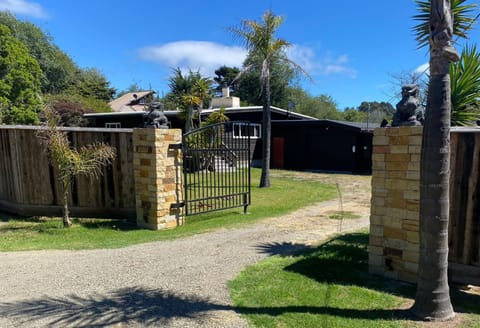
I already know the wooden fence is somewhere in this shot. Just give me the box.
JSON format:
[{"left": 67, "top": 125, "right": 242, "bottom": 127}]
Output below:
[
  {"left": 449, "top": 129, "right": 480, "bottom": 283},
  {"left": 0, "top": 126, "right": 136, "bottom": 220}
]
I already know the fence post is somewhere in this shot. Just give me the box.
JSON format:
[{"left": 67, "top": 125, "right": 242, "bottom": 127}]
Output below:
[
  {"left": 133, "top": 128, "right": 183, "bottom": 230},
  {"left": 369, "top": 126, "right": 422, "bottom": 283}
]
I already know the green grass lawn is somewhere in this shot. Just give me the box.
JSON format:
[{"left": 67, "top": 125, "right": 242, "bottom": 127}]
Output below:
[
  {"left": 229, "top": 231, "right": 480, "bottom": 328},
  {"left": 0, "top": 168, "right": 337, "bottom": 251}
]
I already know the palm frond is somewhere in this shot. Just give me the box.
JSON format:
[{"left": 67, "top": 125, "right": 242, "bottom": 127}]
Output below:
[
  {"left": 75, "top": 143, "right": 116, "bottom": 179},
  {"left": 413, "top": 0, "right": 478, "bottom": 49},
  {"left": 451, "top": 44, "right": 480, "bottom": 125},
  {"left": 282, "top": 57, "right": 314, "bottom": 83}
]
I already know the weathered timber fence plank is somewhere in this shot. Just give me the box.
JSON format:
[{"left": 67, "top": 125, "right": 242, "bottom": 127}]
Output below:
[
  {"left": 0, "top": 126, "right": 135, "bottom": 220},
  {"left": 462, "top": 134, "right": 480, "bottom": 264},
  {"left": 448, "top": 132, "right": 480, "bottom": 266}
]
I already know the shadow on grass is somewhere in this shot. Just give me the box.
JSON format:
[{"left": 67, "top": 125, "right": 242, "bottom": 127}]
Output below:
[
  {"left": 0, "top": 216, "right": 139, "bottom": 233},
  {"left": 76, "top": 219, "right": 138, "bottom": 231},
  {"left": 0, "top": 216, "right": 62, "bottom": 233},
  {"left": 237, "top": 306, "right": 414, "bottom": 321},
  {"left": 256, "top": 232, "right": 480, "bottom": 318},
  {"left": 451, "top": 288, "right": 480, "bottom": 315},
  {"left": 284, "top": 233, "right": 373, "bottom": 285},
  {"left": 0, "top": 211, "right": 24, "bottom": 222}
]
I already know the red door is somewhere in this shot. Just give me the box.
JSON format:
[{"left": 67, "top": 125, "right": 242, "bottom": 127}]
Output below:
[{"left": 273, "top": 137, "right": 285, "bottom": 168}]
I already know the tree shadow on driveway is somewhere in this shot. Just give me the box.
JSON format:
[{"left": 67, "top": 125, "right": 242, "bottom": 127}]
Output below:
[
  {"left": 254, "top": 241, "right": 314, "bottom": 257},
  {"left": 0, "top": 287, "right": 231, "bottom": 327}
]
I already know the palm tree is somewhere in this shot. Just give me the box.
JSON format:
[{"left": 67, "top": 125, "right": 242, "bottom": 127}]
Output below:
[
  {"left": 204, "top": 107, "right": 230, "bottom": 126},
  {"left": 413, "top": 0, "right": 478, "bottom": 49},
  {"left": 414, "top": 0, "right": 480, "bottom": 126},
  {"left": 38, "top": 108, "right": 115, "bottom": 227},
  {"left": 181, "top": 94, "right": 201, "bottom": 133},
  {"left": 229, "top": 10, "right": 309, "bottom": 188},
  {"left": 167, "top": 68, "right": 212, "bottom": 133},
  {"left": 411, "top": 0, "right": 477, "bottom": 320},
  {"left": 193, "top": 78, "right": 213, "bottom": 126}
]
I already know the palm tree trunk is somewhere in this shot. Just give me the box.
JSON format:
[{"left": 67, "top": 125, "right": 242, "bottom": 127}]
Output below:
[
  {"left": 198, "top": 101, "right": 203, "bottom": 127},
  {"left": 62, "top": 179, "right": 72, "bottom": 228},
  {"left": 260, "top": 70, "right": 271, "bottom": 188},
  {"left": 411, "top": 0, "right": 456, "bottom": 320},
  {"left": 185, "top": 105, "right": 194, "bottom": 133}
]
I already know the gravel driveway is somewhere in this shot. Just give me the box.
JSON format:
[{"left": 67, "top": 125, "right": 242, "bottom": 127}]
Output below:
[{"left": 0, "top": 174, "right": 371, "bottom": 327}]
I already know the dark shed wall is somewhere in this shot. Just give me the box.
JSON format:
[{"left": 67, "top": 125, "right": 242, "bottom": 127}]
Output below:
[
  {"left": 355, "top": 132, "right": 373, "bottom": 174},
  {"left": 271, "top": 121, "right": 372, "bottom": 174}
]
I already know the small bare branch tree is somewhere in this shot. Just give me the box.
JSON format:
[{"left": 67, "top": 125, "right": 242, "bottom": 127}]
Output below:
[{"left": 38, "top": 108, "right": 116, "bottom": 227}]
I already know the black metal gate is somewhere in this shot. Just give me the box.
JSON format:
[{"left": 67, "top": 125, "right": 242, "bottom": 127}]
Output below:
[{"left": 182, "top": 122, "right": 251, "bottom": 216}]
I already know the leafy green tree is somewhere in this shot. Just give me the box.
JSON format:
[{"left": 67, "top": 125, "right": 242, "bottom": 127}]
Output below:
[
  {"left": 115, "top": 83, "right": 144, "bottom": 98},
  {"left": 358, "top": 101, "right": 396, "bottom": 123},
  {"left": 43, "top": 93, "right": 111, "bottom": 126},
  {"left": 69, "top": 68, "right": 116, "bottom": 102},
  {"left": 0, "top": 12, "right": 77, "bottom": 94},
  {"left": 0, "top": 11, "right": 115, "bottom": 123},
  {"left": 43, "top": 94, "right": 89, "bottom": 127},
  {"left": 0, "top": 12, "right": 116, "bottom": 105},
  {"left": 229, "top": 10, "right": 308, "bottom": 187},
  {"left": 0, "top": 24, "right": 42, "bottom": 124},
  {"left": 342, "top": 108, "right": 366, "bottom": 122},
  {"left": 37, "top": 108, "right": 116, "bottom": 227},
  {"left": 76, "top": 95, "right": 112, "bottom": 113},
  {"left": 236, "top": 53, "right": 296, "bottom": 108},
  {"left": 213, "top": 65, "right": 240, "bottom": 96},
  {"left": 411, "top": 0, "right": 477, "bottom": 320},
  {"left": 358, "top": 101, "right": 395, "bottom": 116},
  {"left": 287, "top": 87, "right": 343, "bottom": 119}
]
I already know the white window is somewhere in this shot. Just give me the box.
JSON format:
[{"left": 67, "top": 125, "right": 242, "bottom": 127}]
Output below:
[
  {"left": 233, "top": 123, "right": 261, "bottom": 139},
  {"left": 105, "top": 122, "right": 121, "bottom": 128}
]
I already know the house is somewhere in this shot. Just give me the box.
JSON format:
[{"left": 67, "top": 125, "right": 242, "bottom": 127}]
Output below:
[
  {"left": 109, "top": 91, "right": 155, "bottom": 113},
  {"left": 84, "top": 91, "right": 375, "bottom": 173},
  {"left": 86, "top": 91, "right": 156, "bottom": 128},
  {"left": 84, "top": 89, "right": 316, "bottom": 130}
]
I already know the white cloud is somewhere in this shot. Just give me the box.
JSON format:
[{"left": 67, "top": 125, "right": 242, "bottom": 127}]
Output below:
[
  {"left": 286, "top": 45, "right": 357, "bottom": 78},
  {"left": 0, "top": 0, "right": 48, "bottom": 18},
  {"left": 138, "top": 41, "right": 247, "bottom": 76},
  {"left": 138, "top": 41, "right": 357, "bottom": 80},
  {"left": 414, "top": 62, "right": 430, "bottom": 76}
]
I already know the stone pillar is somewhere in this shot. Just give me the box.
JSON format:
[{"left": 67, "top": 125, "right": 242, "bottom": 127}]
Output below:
[
  {"left": 133, "top": 128, "right": 183, "bottom": 230},
  {"left": 369, "top": 126, "right": 422, "bottom": 283}
]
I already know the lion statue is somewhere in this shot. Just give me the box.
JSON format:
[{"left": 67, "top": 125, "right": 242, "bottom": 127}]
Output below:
[{"left": 392, "top": 84, "right": 424, "bottom": 127}]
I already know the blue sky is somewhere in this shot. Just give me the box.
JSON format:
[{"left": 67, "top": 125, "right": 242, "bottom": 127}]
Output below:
[{"left": 1, "top": 0, "right": 479, "bottom": 109}]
